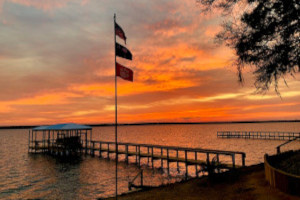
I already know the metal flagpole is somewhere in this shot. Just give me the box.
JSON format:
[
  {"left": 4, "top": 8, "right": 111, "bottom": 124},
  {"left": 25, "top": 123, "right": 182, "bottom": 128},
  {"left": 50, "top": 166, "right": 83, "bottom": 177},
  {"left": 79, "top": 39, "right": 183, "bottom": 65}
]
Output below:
[{"left": 114, "top": 13, "right": 118, "bottom": 199}]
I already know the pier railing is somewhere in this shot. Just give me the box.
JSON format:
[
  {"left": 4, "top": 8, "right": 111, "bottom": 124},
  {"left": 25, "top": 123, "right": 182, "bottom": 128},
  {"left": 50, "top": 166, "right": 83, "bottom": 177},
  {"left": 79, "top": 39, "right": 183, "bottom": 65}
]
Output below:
[
  {"left": 217, "top": 131, "right": 300, "bottom": 140},
  {"left": 276, "top": 137, "right": 300, "bottom": 154}
]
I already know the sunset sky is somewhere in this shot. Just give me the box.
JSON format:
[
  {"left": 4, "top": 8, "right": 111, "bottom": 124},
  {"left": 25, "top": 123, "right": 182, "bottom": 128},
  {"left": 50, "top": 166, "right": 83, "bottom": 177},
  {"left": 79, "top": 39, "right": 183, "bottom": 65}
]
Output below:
[{"left": 0, "top": 0, "right": 299, "bottom": 126}]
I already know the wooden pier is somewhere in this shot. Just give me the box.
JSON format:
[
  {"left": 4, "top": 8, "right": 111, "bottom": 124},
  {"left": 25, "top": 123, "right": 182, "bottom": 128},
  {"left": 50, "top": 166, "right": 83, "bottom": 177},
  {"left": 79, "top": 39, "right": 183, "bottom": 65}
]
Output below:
[
  {"left": 28, "top": 124, "right": 246, "bottom": 180},
  {"left": 29, "top": 139, "right": 246, "bottom": 178},
  {"left": 217, "top": 131, "right": 300, "bottom": 140}
]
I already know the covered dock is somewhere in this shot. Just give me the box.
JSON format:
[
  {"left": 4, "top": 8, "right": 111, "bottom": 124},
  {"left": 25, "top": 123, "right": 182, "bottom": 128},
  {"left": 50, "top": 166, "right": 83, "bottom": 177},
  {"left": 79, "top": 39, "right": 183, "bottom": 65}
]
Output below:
[{"left": 28, "top": 123, "right": 92, "bottom": 156}]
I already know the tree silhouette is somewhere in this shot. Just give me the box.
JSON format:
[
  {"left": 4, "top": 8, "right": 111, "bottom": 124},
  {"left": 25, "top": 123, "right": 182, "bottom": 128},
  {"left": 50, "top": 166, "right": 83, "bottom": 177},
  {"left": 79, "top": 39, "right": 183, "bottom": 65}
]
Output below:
[{"left": 199, "top": 0, "right": 299, "bottom": 93}]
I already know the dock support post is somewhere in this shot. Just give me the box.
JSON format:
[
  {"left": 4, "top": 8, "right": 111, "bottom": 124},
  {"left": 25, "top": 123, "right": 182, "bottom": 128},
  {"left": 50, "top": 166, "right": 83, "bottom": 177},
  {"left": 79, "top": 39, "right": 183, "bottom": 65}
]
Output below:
[
  {"left": 125, "top": 145, "right": 128, "bottom": 163},
  {"left": 28, "top": 130, "right": 30, "bottom": 153},
  {"left": 107, "top": 143, "right": 110, "bottom": 159},
  {"left": 242, "top": 153, "right": 245, "bottom": 167},
  {"left": 93, "top": 142, "right": 95, "bottom": 156},
  {"left": 216, "top": 153, "right": 220, "bottom": 173},
  {"left": 167, "top": 149, "right": 169, "bottom": 175},
  {"left": 277, "top": 146, "right": 280, "bottom": 154},
  {"left": 206, "top": 153, "right": 210, "bottom": 176},
  {"left": 31, "top": 130, "right": 34, "bottom": 153},
  {"left": 185, "top": 150, "right": 188, "bottom": 179},
  {"left": 176, "top": 149, "right": 179, "bottom": 172},
  {"left": 138, "top": 145, "right": 141, "bottom": 168},
  {"left": 135, "top": 146, "right": 138, "bottom": 164},
  {"left": 147, "top": 147, "right": 150, "bottom": 165},
  {"left": 151, "top": 147, "right": 154, "bottom": 169},
  {"left": 47, "top": 131, "right": 50, "bottom": 153},
  {"left": 42, "top": 131, "right": 45, "bottom": 153},
  {"left": 99, "top": 142, "right": 102, "bottom": 158},
  {"left": 161, "top": 148, "right": 163, "bottom": 169},
  {"left": 141, "top": 170, "right": 143, "bottom": 188},
  {"left": 232, "top": 154, "right": 235, "bottom": 168},
  {"left": 206, "top": 152, "right": 210, "bottom": 163},
  {"left": 195, "top": 152, "right": 198, "bottom": 177},
  {"left": 35, "top": 131, "right": 37, "bottom": 153},
  {"left": 85, "top": 131, "right": 88, "bottom": 154}
]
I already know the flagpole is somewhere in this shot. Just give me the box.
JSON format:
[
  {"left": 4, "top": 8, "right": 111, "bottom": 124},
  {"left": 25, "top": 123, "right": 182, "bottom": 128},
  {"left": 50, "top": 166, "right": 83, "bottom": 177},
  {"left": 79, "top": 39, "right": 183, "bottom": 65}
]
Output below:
[{"left": 114, "top": 13, "right": 118, "bottom": 199}]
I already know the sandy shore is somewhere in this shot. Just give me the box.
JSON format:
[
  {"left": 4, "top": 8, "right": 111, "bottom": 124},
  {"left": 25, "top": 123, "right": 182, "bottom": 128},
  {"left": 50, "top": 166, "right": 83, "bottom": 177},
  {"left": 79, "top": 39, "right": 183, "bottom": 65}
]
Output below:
[{"left": 103, "top": 164, "right": 298, "bottom": 200}]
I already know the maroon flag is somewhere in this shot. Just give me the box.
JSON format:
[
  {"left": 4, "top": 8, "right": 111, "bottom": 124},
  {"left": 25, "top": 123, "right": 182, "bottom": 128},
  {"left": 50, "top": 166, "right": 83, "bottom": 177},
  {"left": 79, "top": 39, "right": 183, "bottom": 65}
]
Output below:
[
  {"left": 115, "top": 22, "right": 127, "bottom": 44},
  {"left": 116, "top": 62, "right": 133, "bottom": 82}
]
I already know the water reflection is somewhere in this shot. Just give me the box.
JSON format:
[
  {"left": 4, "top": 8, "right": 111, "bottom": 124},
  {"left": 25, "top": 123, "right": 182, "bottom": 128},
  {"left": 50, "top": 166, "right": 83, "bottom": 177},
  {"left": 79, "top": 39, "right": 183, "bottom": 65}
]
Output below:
[{"left": 25, "top": 154, "right": 81, "bottom": 199}]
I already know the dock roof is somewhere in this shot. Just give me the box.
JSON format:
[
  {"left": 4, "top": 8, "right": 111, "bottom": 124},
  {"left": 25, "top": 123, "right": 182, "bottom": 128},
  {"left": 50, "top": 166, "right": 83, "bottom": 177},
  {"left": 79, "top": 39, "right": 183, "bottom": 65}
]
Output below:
[{"left": 32, "top": 123, "right": 92, "bottom": 131}]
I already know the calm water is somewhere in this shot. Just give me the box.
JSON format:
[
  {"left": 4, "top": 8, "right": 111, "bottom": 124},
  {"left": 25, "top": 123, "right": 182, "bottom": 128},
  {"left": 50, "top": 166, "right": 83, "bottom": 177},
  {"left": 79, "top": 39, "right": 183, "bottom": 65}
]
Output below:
[{"left": 0, "top": 122, "right": 299, "bottom": 199}]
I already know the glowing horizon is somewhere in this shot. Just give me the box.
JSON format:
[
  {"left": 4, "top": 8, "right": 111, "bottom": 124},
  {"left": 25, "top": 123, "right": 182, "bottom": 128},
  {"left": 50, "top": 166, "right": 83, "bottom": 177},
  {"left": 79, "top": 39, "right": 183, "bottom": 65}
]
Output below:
[{"left": 0, "top": 0, "right": 299, "bottom": 126}]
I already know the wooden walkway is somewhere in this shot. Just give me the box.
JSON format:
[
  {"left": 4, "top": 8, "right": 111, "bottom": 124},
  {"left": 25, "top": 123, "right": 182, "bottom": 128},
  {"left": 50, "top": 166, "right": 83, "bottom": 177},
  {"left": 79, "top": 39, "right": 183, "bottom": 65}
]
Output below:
[
  {"left": 29, "top": 140, "right": 246, "bottom": 178},
  {"left": 87, "top": 140, "right": 246, "bottom": 177},
  {"left": 217, "top": 131, "right": 300, "bottom": 140}
]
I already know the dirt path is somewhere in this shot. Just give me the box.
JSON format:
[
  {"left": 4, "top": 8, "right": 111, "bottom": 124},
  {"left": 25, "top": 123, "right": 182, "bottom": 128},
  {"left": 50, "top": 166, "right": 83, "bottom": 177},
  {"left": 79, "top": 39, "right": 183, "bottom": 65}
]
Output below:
[{"left": 103, "top": 164, "right": 299, "bottom": 200}]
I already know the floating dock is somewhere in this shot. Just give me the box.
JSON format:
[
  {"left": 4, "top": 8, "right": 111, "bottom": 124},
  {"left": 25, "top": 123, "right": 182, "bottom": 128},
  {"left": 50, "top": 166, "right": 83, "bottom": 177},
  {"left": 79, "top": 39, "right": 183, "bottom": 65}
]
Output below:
[{"left": 217, "top": 131, "right": 300, "bottom": 140}]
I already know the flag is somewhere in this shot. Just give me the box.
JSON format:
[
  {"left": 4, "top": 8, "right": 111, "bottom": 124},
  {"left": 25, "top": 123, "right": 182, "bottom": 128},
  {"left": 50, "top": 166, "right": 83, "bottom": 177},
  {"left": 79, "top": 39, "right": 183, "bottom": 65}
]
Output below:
[
  {"left": 116, "top": 43, "right": 132, "bottom": 60},
  {"left": 116, "top": 62, "right": 133, "bottom": 82},
  {"left": 115, "top": 22, "right": 127, "bottom": 44}
]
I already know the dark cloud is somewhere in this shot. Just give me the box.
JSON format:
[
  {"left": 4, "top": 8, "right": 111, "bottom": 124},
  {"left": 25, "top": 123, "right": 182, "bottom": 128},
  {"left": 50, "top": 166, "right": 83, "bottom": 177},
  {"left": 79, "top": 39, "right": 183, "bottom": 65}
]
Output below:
[{"left": 180, "top": 56, "right": 196, "bottom": 62}]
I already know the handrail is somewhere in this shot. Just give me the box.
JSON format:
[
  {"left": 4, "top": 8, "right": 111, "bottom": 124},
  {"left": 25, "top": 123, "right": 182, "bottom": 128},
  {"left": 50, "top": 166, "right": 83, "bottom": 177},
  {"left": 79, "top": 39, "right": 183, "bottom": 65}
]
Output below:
[
  {"left": 276, "top": 136, "right": 300, "bottom": 154},
  {"left": 128, "top": 170, "right": 143, "bottom": 190}
]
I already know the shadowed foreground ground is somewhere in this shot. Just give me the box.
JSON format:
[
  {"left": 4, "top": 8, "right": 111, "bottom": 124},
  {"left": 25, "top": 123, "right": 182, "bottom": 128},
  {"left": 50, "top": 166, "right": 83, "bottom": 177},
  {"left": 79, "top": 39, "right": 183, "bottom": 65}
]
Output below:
[{"left": 104, "top": 164, "right": 298, "bottom": 200}]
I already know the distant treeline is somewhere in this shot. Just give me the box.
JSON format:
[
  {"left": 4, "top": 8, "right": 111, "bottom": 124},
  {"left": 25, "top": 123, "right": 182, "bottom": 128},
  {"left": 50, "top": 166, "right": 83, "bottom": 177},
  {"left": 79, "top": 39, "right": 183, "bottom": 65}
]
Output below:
[
  {"left": 0, "top": 125, "right": 36, "bottom": 129},
  {"left": 2, "top": 120, "right": 299, "bottom": 129},
  {"left": 89, "top": 120, "right": 300, "bottom": 127}
]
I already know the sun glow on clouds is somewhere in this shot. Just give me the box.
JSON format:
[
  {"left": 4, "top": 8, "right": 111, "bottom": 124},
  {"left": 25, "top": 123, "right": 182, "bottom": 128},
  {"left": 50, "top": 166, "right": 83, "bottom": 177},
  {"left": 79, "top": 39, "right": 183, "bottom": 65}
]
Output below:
[
  {"left": 193, "top": 93, "right": 243, "bottom": 102},
  {"left": 0, "top": 92, "right": 81, "bottom": 112},
  {"left": 0, "top": 0, "right": 299, "bottom": 125},
  {"left": 71, "top": 79, "right": 194, "bottom": 96}
]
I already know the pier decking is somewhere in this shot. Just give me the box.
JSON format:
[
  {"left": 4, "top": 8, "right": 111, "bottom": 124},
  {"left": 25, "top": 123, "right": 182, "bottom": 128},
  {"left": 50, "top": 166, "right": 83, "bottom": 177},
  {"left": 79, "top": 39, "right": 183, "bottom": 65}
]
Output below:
[{"left": 217, "top": 131, "right": 300, "bottom": 140}]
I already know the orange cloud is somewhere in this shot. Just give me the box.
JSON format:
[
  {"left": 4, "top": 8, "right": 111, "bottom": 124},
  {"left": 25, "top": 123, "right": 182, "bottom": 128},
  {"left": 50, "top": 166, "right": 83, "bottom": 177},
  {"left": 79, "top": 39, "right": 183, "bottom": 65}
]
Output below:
[
  {"left": 71, "top": 75, "right": 195, "bottom": 97},
  {"left": 0, "top": 92, "right": 82, "bottom": 113},
  {"left": 12, "top": 92, "right": 80, "bottom": 105}
]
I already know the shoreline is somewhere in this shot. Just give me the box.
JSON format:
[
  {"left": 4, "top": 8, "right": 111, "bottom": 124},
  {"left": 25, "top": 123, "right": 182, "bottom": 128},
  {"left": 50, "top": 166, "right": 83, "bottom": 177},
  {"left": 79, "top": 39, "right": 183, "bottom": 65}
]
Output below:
[{"left": 102, "top": 164, "right": 299, "bottom": 200}]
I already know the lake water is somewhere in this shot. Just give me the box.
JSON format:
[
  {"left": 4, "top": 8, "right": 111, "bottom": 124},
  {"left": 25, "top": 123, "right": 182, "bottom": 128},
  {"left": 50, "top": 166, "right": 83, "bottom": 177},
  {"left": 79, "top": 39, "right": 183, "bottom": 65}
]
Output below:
[{"left": 0, "top": 122, "right": 299, "bottom": 199}]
